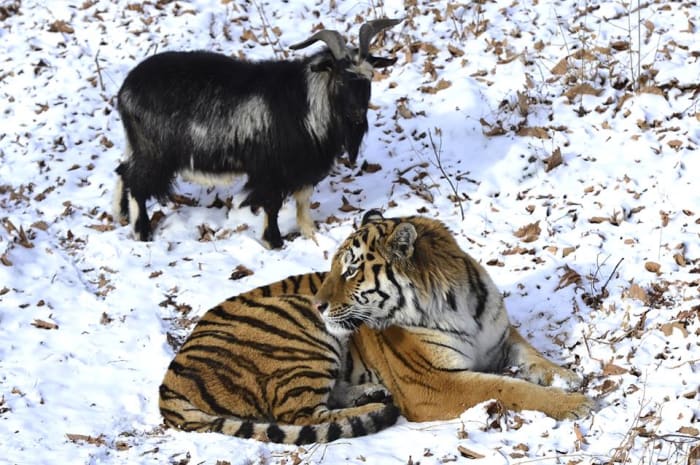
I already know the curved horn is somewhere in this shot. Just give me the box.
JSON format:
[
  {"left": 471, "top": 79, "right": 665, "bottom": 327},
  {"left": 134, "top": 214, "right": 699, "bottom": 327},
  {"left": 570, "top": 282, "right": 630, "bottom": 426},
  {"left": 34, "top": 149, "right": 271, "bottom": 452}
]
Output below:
[
  {"left": 289, "top": 30, "right": 349, "bottom": 61},
  {"left": 358, "top": 18, "right": 402, "bottom": 59}
]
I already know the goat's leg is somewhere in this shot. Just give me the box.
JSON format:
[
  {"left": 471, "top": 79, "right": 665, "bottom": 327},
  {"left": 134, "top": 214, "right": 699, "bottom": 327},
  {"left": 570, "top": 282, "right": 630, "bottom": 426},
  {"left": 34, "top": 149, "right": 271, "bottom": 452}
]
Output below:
[
  {"left": 112, "top": 163, "right": 130, "bottom": 222},
  {"left": 292, "top": 186, "right": 317, "bottom": 243},
  {"left": 261, "top": 195, "right": 284, "bottom": 249},
  {"left": 130, "top": 192, "right": 152, "bottom": 241}
]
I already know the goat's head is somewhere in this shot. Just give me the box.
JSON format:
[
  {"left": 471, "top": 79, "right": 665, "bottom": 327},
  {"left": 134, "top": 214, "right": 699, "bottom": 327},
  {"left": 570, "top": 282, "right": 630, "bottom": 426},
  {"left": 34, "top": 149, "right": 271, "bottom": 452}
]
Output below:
[{"left": 290, "top": 18, "right": 402, "bottom": 164}]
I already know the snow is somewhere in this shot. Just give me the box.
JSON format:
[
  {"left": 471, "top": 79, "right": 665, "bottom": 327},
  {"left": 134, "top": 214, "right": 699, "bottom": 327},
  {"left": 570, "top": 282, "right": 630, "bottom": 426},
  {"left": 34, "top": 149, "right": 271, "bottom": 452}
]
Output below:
[{"left": 1, "top": 0, "right": 698, "bottom": 464}]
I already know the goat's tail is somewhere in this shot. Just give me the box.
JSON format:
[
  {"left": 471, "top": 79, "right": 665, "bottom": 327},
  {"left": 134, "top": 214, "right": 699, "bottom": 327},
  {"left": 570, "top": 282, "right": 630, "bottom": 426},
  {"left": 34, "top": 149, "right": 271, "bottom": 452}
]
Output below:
[{"left": 159, "top": 384, "right": 399, "bottom": 445}]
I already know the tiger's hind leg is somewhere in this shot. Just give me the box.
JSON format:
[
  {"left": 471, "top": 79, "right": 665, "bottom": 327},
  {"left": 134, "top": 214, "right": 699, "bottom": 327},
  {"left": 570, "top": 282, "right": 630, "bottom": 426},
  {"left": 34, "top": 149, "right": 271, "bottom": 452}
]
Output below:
[{"left": 505, "top": 327, "right": 583, "bottom": 390}]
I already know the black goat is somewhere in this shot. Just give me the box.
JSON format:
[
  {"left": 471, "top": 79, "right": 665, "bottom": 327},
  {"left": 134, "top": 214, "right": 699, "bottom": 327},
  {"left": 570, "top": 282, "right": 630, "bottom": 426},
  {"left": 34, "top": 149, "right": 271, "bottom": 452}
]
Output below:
[{"left": 113, "top": 18, "right": 401, "bottom": 248}]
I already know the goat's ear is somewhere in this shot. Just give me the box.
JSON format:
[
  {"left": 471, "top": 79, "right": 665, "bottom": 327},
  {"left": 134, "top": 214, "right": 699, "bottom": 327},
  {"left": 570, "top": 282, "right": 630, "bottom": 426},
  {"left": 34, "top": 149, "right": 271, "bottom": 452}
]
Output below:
[
  {"left": 386, "top": 222, "right": 417, "bottom": 261},
  {"left": 361, "top": 209, "right": 384, "bottom": 226},
  {"left": 366, "top": 55, "right": 397, "bottom": 68},
  {"left": 310, "top": 58, "right": 335, "bottom": 73}
]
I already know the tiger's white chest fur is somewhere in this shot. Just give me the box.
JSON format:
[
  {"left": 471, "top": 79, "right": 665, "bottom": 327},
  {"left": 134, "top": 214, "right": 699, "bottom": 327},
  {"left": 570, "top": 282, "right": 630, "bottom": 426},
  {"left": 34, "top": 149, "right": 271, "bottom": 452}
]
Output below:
[{"left": 395, "top": 273, "right": 512, "bottom": 372}]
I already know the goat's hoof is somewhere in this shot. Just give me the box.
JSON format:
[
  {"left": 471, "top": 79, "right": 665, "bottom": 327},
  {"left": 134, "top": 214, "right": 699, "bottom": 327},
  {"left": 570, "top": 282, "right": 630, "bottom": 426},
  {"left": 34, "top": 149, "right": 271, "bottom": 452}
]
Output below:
[{"left": 262, "top": 236, "right": 284, "bottom": 249}]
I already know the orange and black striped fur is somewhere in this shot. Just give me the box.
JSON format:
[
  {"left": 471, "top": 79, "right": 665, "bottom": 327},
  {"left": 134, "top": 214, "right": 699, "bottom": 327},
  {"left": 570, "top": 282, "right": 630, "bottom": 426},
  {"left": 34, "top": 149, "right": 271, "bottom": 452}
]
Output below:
[
  {"left": 159, "top": 280, "right": 399, "bottom": 444},
  {"left": 252, "top": 211, "right": 593, "bottom": 422}
]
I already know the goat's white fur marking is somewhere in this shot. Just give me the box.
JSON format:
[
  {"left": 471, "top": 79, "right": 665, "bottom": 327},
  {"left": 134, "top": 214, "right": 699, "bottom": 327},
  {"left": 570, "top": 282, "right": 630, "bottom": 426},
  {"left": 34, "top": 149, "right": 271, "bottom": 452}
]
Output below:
[
  {"left": 293, "top": 186, "right": 317, "bottom": 241},
  {"left": 127, "top": 192, "right": 140, "bottom": 233},
  {"left": 180, "top": 170, "right": 240, "bottom": 187},
  {"left": 189, "top": 95, "right": 271, "bottom": 150},
  {"left": 112, "top": 176, "right": 126, "bottom": 221},
  {"left": 304, "top": 69, "right": 332, "bottom": 140},
  {"left": 112, "top": 138, "right": 132, "bottom": 221}
]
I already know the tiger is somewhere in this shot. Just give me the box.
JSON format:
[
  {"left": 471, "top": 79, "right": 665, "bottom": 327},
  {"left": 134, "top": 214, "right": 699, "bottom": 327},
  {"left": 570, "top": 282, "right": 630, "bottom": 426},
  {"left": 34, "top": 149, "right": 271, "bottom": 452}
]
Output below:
[
  {"left": 249, "top": 210, "right": 594, "bottom": 422},
  {"left": 159, "top": 287, "right": 400, "bottom": 445}
]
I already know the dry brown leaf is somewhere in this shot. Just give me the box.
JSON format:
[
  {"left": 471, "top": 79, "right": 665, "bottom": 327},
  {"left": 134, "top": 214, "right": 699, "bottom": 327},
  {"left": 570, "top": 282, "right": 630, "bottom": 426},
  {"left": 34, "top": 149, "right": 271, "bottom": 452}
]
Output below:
[
  {"left": 31, "top": 221, "right": 49, "bottom": 231},
  {"left": 562, "top": 246, "right": 576, "bottom": 257},
  {"left": 240, "top": 29, "right": 258, "bottom": 42},
  {"left": 555, "top": 265, "right": 581, "bottom": 291},
  {"left": 660, "top": 322, "right": 688, "bottom": 338},
  {"left": 626, "top": 283, "right": 648, "bottom": 303},
  {"left": 678, "top": 426, "right": 699, "bottom": 436},
  {"left": 338, "top": 196, "right": 359, "bottom": 212},
  {"left": 480, "top": 118, "right": 506, "bottom": 137},
  {"left": 48, "top": 20, "right": 74, "bottom": 34},
  {"left": 32, "top": 319, "right": 58, "bottom": 330},
  {"left": 544, "top": 147, "right": 563, "bottom": 172},
  {"left": 588, "top": 216, "right": 608, "bottom": 224},
  {"left": 673, "top": 253, "right": 686, "bottom": 266},
  {"left": 644, "top": 261, "right": 661, "bottom": 273},
  {"left": 360, "top": 161, "right": 381, "bottom": 173},
  {"left": 230, "top": 264, "right": 254, "bottom": 280},
  {"left": 516, "top": 126, "right": 549, "bottom": 139},
  {"left": 87, "top": 224, "right": 115, "bottom": 232},
  {"left": 66, "top": 433, "right": 105, "bottom": 446},
  {"left": 420, "top": 79, "right": 452, "bottom": 94},
  {"left": 610, "top": 40, "right": 629, "bottom": 51},
  {"left": 565, "top": 83, "right": 602, "bottom": 101},
  {"left": 551, "top": 57, "right": 568, "bottom": 75},
  {"left": 667, "top": 139, "right": 683, "bottom": 150},
  {"left": 100, "top": 312, "right": 113, "bottom": 325},
  {"left": 513, "top": 221, "right": 541, "bottom": 243},
  {"left": 457, "top": 445, "right": 485, "bottom": 459},
  {"left": 396, "top": 101, "right": 414, "bottom": 119},
  {"left": 447, "top": 44, "right": 464, "bottom": 57},
  {"left": 603, "top": 363, "right": 628, "bottom": 376}
]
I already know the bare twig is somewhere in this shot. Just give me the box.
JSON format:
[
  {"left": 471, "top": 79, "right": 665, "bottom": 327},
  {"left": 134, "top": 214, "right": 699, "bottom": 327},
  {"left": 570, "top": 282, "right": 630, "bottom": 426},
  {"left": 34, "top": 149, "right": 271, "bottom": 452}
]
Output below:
[
  {"left": 600, "top": 257, "right": 623, "bottom": 296},
  {"left": 428, "top": 129, "right": 464, "bottom": 220},
  {"left": 94, "top": 49, "right": 105, "bottom": 92},
  {"left": 252, "top": 0, "right": 284, "bottom": 58}
]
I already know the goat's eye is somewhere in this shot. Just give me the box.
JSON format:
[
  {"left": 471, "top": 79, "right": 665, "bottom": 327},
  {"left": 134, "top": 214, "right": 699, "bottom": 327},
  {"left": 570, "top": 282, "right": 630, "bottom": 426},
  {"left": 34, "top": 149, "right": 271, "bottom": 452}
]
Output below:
[{"left": 342, "top": 265, "right": 359, "bottom": 279}]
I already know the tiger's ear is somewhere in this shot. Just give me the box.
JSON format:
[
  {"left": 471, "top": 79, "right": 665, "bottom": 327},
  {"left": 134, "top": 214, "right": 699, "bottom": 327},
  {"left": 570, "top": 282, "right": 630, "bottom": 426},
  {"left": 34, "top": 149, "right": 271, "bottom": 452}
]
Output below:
[
  {"left": 361, "top": 209, "right": 384, "bottom": 226},
  {"left": 386, "top": 222, "right": 417, "bottom": 261}
]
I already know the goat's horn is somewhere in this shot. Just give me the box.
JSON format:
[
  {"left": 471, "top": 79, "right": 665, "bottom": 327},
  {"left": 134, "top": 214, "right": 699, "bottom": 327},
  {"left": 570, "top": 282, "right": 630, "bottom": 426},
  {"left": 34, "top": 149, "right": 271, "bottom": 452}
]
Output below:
[
  {"left": 289, "top": 30, "right": 349, "bottom": 61},
  {"left": 358, "top": 18, "right": 402, "bottom": 59}
]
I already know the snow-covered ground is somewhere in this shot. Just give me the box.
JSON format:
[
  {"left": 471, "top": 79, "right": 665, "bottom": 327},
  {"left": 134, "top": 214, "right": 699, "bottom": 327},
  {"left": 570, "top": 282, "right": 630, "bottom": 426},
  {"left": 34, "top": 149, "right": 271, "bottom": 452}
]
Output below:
[{"left": 1, "top": 1, "right": 698, "bottom": 464}]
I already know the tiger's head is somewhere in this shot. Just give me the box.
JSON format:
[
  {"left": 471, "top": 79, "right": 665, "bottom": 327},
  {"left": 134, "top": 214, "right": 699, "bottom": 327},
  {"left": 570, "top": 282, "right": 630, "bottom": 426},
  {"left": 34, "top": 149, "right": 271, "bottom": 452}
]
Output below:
[{"left": 314, "top": 210, "right": 467, "bottom": 336}]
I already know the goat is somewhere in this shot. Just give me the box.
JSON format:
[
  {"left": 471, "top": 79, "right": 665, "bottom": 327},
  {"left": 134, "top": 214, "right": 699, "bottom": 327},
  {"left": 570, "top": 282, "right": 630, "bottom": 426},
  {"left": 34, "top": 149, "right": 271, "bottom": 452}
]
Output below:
[{"left": 113, "top": 18, "right": 401, "bottom": 248}]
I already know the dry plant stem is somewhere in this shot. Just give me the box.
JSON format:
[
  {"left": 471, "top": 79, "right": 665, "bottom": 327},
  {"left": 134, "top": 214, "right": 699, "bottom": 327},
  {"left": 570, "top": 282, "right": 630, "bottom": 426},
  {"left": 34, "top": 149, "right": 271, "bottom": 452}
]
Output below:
[
  {"left": 600, "top": 257, "right": 623, "bottom": 297},
  {"left": 94, "top": 49, "right": 105, "bottom": 92},
  {"left": 428, "top": 129, "right": 464, "bottom": 220},
  {"left": 252, "top": 0, "right": 284, "bottom": 58}
]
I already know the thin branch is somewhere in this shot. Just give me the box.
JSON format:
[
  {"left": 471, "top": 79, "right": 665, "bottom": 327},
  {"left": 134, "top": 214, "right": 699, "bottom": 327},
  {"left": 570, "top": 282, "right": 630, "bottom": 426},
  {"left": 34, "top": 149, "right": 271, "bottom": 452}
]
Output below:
[
  {"left": 600, "top": 257, "right": 623, "bottom": 296},
  {"left": 428, "top": 129, "right": 464, "bottom": 220},
  {"left": 94, "top": 49, "right": 105, "bottom": 92},
  {"left": 252, "top": 0, "right": 284, "bottom": 58}
]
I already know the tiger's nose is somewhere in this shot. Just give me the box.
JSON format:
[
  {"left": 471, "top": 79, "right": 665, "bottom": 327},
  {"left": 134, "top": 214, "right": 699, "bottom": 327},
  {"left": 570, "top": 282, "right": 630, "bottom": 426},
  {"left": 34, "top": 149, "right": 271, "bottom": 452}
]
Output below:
[{"left": 315, "top": 301, "right": 329, "bottom": 314}]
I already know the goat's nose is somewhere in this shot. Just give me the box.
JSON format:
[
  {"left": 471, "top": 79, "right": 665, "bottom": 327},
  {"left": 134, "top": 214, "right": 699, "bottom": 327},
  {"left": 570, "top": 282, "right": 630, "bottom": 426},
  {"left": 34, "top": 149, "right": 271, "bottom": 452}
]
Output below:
[{"left": 315, "top": 301, "right": 329, "bottom": 314}]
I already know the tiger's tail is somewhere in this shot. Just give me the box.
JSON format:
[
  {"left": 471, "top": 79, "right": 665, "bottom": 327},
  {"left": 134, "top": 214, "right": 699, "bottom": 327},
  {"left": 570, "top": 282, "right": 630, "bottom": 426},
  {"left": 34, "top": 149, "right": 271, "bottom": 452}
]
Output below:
[{"left": 159, "top": 384, "right": 400, "bottom": 444}]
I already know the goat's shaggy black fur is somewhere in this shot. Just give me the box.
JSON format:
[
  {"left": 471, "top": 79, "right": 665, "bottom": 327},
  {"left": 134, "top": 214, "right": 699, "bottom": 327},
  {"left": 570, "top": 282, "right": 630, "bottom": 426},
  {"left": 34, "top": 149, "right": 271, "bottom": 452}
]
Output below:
[{"left": 114, "top": 22, "right": 399, "bottom": 248}]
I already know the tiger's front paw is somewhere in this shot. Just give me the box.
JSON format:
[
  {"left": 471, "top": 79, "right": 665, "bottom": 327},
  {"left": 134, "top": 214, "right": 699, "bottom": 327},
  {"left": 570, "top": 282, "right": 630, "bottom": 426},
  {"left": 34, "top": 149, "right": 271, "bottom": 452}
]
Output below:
[
  {"left": 555, "top": 392, "right": 596, "bottom": 420},
  {"left": 521, "top": 362, "right": 583, "bottom": 390}
]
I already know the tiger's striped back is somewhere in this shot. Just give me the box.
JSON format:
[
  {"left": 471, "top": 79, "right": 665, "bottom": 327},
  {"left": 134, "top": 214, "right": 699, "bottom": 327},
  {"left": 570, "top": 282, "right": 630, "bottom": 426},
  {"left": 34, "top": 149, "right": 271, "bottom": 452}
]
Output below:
[{"left": 159, "top": 288, "right": 398, "bottom": 444}]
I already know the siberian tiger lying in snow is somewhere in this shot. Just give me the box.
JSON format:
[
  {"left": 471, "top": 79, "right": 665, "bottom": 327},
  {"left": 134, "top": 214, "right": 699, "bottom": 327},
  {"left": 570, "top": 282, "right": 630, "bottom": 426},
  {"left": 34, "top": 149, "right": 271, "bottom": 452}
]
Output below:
[
  {"left": 159, "top": 211, "right": 593, "bottom": 444},
  {"left": 249, "top": 210, "right": 594, "bottom": 422}
]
